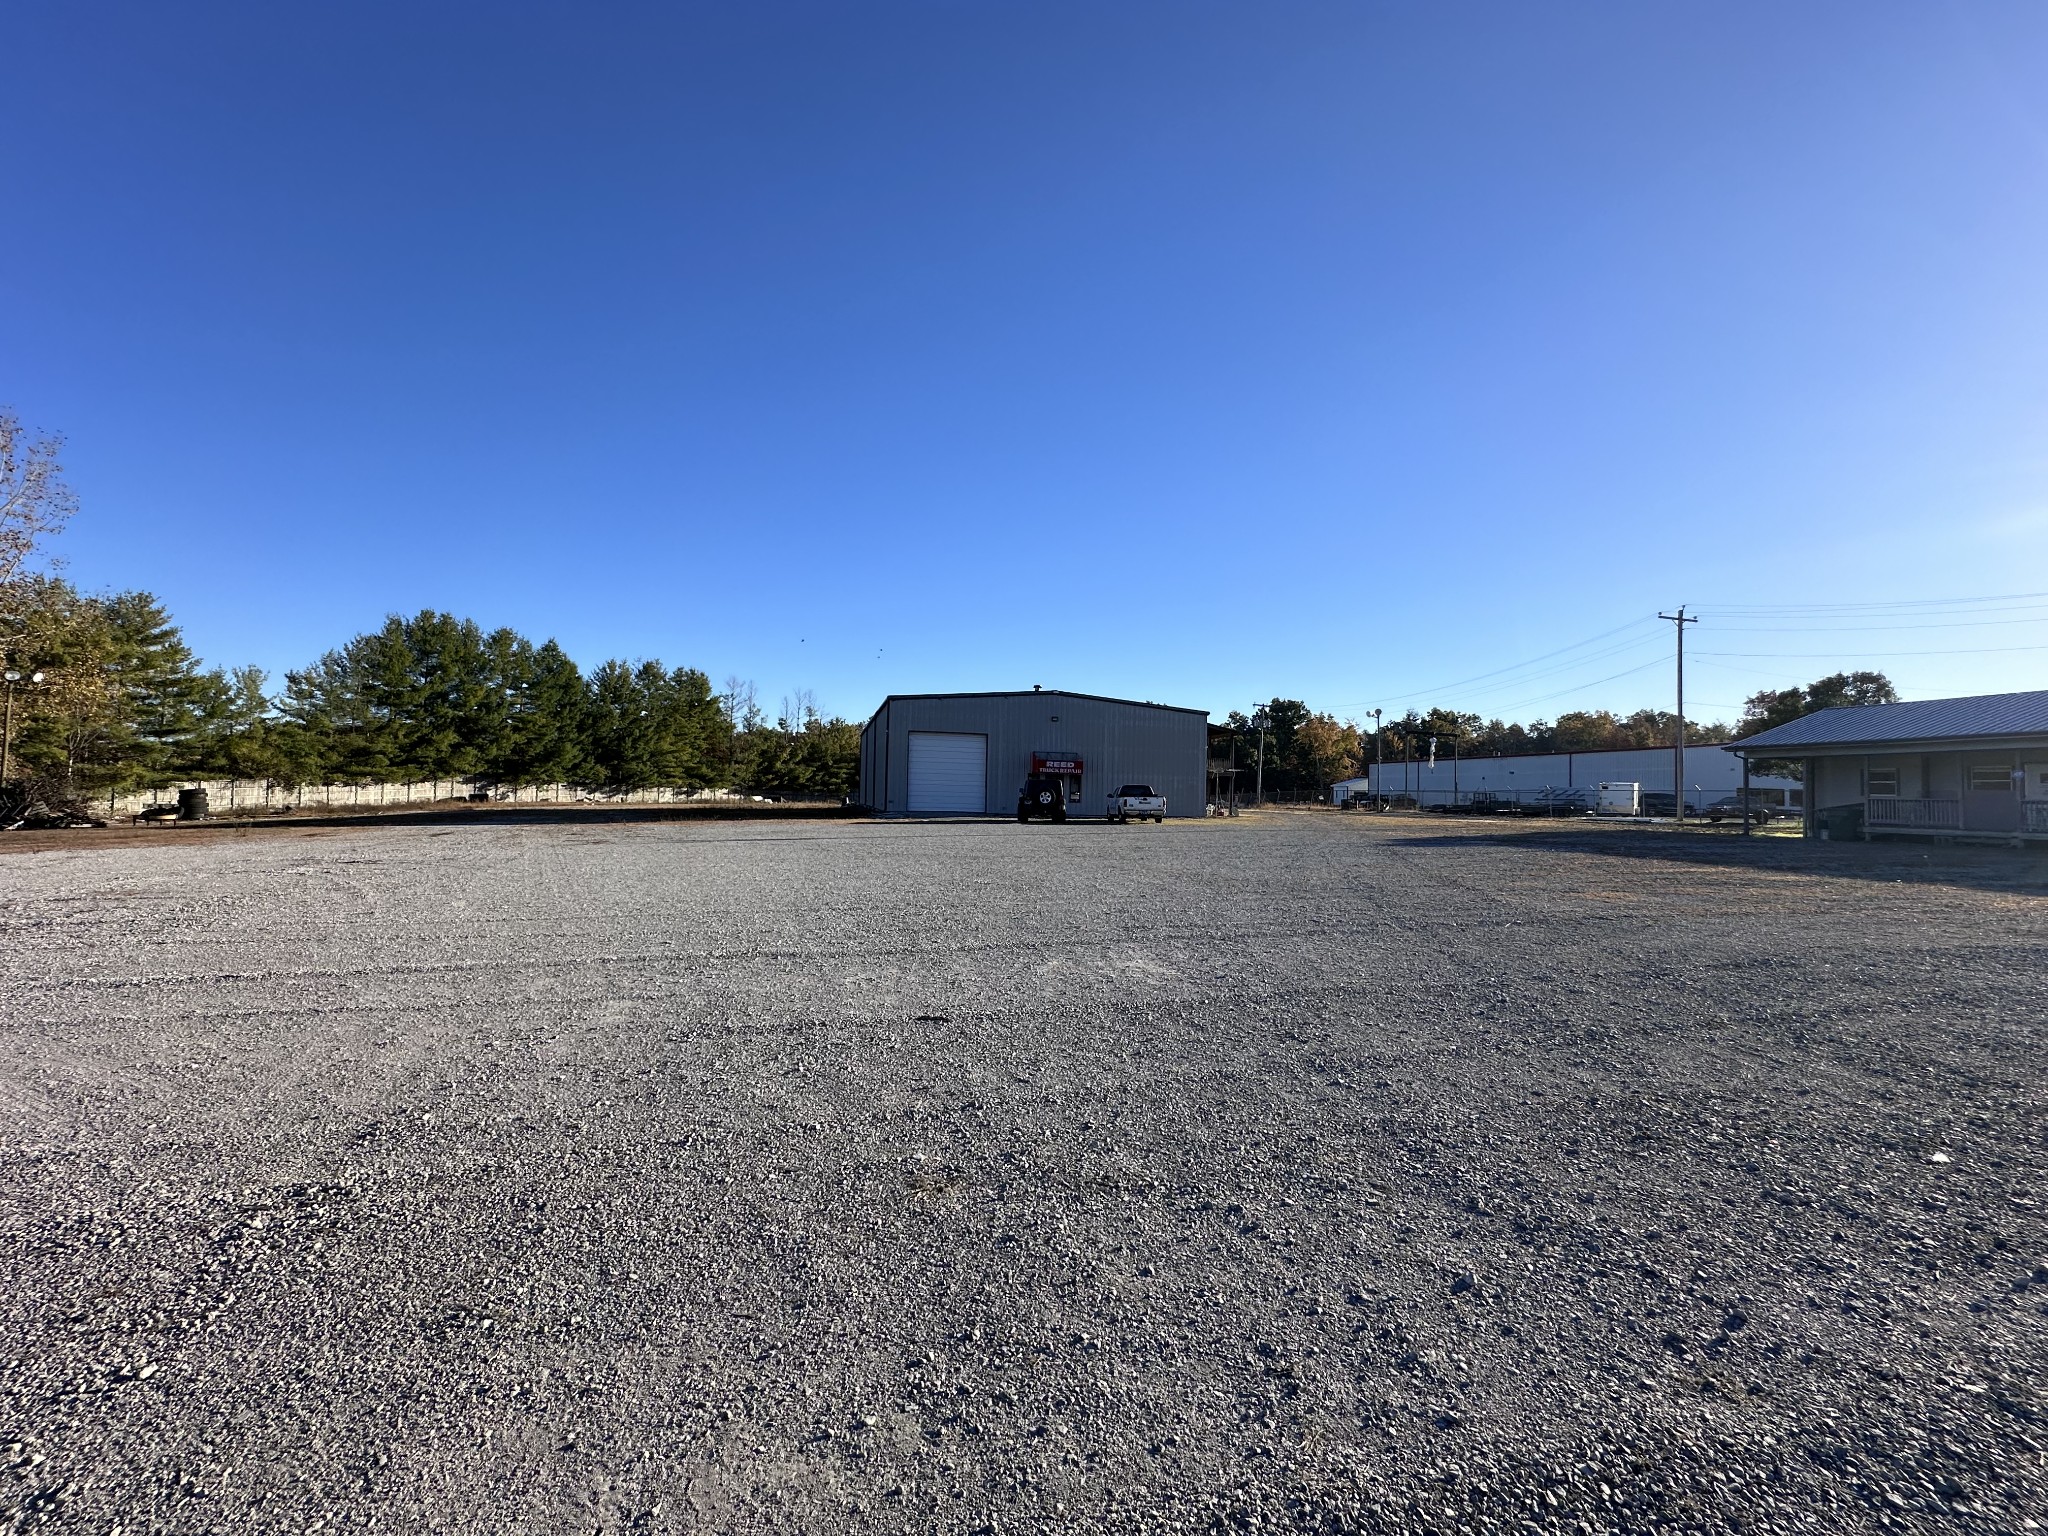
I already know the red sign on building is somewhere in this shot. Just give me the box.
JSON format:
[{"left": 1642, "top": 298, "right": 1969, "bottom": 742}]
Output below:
[{"left": 1033, "top": 753, "right": 1084, "bottom": 775}]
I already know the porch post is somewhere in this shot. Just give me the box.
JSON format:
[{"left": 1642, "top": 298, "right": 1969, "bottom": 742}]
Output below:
[
  {"left": 1742, "top": 755, "right": 1751, "bottom": 838},
  {"left": 1956, "top": 751, "right": 1966, "bottom": 832}
]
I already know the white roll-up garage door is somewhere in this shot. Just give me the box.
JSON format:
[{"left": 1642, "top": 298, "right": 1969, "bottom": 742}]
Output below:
[{"left": 907, "top": 732, "right": 987, "bottom": 814}]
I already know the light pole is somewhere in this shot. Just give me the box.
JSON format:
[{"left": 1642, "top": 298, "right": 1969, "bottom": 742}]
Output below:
[
  {"left": 3, "top": 669, "right": 47, "bottom": 786},
  {"left": 1367, "top": 708, "right": 1384, "bottom": 809},
  {"left": 502, "top": 683, "right": 521, "bottom": 800},
  {"left": 1251, "top": 707, "right": 1269, "bottom": 806}
]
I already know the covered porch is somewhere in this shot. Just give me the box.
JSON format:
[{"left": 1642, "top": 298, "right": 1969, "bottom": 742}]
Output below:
[
  {"left": 1725, "top": 690, "right": 2048, "bottom": 846},
  {"left": 1806, "top": 748, "right": 2048, "bottom": 841}
]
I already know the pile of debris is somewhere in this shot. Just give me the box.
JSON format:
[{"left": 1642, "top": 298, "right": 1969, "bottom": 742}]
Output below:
[{"left": 0, "top": 773, "right": 106, "bottom": 831}]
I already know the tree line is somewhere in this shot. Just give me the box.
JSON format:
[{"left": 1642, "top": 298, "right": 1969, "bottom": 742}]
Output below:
[
  {"left": 3, "top": 409, "right": 862, "bottom": 812},
  {"left": 1212, "top": 700, "right": 1746, "bottom": 798},
  {"left": 1, "top": 577, "right": 860, "bottom": 810},
  {"left": 2, "top": 407, "right": 1900, "bottom": 813},
  {"left": 2, "top": 571, "right": 1891, "bottom": 815},
  {"left": 1213, "top": 674, "right": 1895, "bottom": 797}
]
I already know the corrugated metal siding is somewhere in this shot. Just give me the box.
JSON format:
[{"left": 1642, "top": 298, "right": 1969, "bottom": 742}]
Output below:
[
  {"left": 1368, "top": 745, "right": 1798, "bottom": 803},
  {"left": 859, "top": 692, "right": 1209, "bottom": 817},
  {"left": 1734, "top": 689, "right": 2048, "bottom": 751},
  {"left": 856, "top": 700, "right": 892, "bottom": 811}
]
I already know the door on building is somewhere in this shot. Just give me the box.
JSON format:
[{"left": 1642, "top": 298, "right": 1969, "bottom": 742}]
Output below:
[
  {"left": 1032, "top": 752, "right": 1084, "bottom": 815},
  {"left": 1962, "top": 755, "right": 2021, "bottom": 832},
  {"left": 907, "top": 732, "right": 988, "bottom": 814}
]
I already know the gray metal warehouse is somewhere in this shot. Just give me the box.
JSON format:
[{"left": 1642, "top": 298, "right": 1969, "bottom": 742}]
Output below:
[{"left": 859, "top": 689, "right": 1209, "bottom": 818}]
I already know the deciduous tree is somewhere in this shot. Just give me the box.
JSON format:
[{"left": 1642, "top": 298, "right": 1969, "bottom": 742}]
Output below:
[
  {"left": 1740, "top": 671, "right": 1897, "bottom": 736},
  {"left": 0, "top": 409, "right": 78, "bottom": 585}
]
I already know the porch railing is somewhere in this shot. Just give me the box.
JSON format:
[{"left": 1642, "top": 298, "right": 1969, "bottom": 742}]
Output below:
[
  {"left": 2027, "top": 801, "right": 2048, "bottom": 834},
  {"left": 1867, "top": 795, "right": 1960, "bottom": 830}
]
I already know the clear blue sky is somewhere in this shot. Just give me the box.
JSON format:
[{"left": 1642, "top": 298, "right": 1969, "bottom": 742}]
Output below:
[{"left": 5, "top": 2, "right": 2046, "bottom": 727}]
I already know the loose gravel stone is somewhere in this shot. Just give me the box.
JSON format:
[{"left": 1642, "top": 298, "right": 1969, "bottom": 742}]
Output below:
[{"left": 1, "top": 813, "right": 2043, "bottom": 1532}]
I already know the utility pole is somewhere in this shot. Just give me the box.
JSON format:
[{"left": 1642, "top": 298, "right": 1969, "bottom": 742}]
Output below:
[{"left": 1658, "top": 607, "right": 1699, "bottom": 824}]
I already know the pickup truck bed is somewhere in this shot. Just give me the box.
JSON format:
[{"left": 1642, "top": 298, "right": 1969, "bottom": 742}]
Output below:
[{"left": 1107, "top": 784, "right": 1166, "bottom": 822}]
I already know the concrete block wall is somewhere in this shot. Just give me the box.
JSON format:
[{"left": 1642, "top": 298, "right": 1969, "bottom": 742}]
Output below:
[{"left": 102, "top": 780, "right": 768, "bottom": 818}]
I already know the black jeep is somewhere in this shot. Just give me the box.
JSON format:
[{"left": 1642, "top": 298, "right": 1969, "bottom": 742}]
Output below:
[{"left": 1017, "top": 773, "right": 1068, "bottom": 822}]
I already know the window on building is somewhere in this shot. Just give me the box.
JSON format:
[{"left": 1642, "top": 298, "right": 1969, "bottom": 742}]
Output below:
[
  {"left": 1867, "top": 767, "right": 1899, "bottom": 796},
  {"left": 1970, "top": 764, "right": 2014, "bottom": 792}
]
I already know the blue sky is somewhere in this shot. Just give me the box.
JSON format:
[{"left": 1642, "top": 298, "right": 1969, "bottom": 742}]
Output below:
[{"left": 5, "top": 1, "right": 2046, "bottom": 727}]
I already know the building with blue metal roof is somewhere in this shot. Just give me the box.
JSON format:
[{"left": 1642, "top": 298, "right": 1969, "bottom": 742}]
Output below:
[
  {"left": 1727, "top": 689, "right": 2048, "bottom": 841},
  {"left": 858, "top": 689, "right": 1208, "bottom": 818}
]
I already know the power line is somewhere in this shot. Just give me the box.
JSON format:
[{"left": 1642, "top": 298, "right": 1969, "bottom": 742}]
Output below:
[
  {"left": 1350, "top": 616, "right": 1661, "bottom": 710},
  {"left": 1476, "top": 656, "right": 1669, "bottom": 716},
  {"left": 1427, "top": 633, "right": 1670, "bottom": 701},
  {"left": 1352, "top": 590, "right": 2045, "bottom": 731},
  {"left": 1688, "top": 657, "right": 1825, "bottom": 681},
  {"left": 1711, "top": 612, "right": 2048, "bottom": 634},
  {"left": 1343, "top": 614, "right": 1662, "bottom": 708},
  {"left": 1696, "top": 641, "right": 2048, "bottom": 658},
  {"left": 1699, "top": 590, "right": 2048, "bottom": 615}
]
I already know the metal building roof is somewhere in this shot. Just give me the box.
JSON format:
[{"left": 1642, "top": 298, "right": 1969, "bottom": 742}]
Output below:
[
  {"left": 870, "top": 689, "right": 1208, "bottom": 719},
  {"left": 1729, "top": 689, "right": 2048, "bottom": 752}
]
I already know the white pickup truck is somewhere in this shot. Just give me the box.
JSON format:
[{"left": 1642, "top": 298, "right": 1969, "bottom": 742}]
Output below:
[{"left": 1107, "top": 784, "right": 1166, "bottom": 822}]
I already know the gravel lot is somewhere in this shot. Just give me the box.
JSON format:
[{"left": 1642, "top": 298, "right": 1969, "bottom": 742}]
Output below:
[{"left": 2, "top": 814, "right": 2044, "bottom": 1534}]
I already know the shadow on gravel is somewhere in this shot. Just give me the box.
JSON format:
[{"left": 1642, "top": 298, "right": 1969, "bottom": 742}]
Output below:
[
  {"left": 218, "top": 803, "right": 865, "bottom": 831},
  {"left": 1391, "top": 826, "right": 2048, "bottom": 894},
  {"left": 0, "top": 803, "right": 867, "bottom": 852}
]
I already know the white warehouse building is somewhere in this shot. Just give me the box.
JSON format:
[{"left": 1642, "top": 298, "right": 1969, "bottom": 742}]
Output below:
[{"left": 1363, "top": 744, "right": 1803, "bottom": 812}]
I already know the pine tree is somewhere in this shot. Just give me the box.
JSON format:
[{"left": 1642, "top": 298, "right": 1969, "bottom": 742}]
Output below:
[{"left": 488, "top": 635, "right": 588, "bottom": 787}]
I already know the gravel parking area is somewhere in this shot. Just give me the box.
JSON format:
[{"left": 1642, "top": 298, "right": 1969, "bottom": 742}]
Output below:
[{"left": 2, "top": 814, "right": 2044, "bottom": 1534}]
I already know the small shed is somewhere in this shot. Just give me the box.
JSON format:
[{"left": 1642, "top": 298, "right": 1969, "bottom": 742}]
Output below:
[{"left": 1726, "top": 689, "right": 2048, "bottom": 841}]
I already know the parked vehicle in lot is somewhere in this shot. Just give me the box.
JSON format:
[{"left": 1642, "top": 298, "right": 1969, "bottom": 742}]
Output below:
[
  {"left": 1016, "top": 773, "right": 1067, "bottom": 822},
  {"left": 1596, "top": 782, "right": 1640, "bottom": 816},
  {"left": 1523, "top": 786, "right": 1592, "bottom": 816},
  {"left": 1702, "top": 792, "right": 1779, "bottom": 824},
  {"left": 1108, "top": 784, "right": 1166, "bottom": 822},
  {"left": 1638, "top": 791, "right": 1678, "bottom": 817}
]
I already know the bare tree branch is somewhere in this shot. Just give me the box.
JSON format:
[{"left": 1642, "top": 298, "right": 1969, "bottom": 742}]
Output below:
[{"left": 0, "top": 407, "right": 79, "bottom": 584}]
